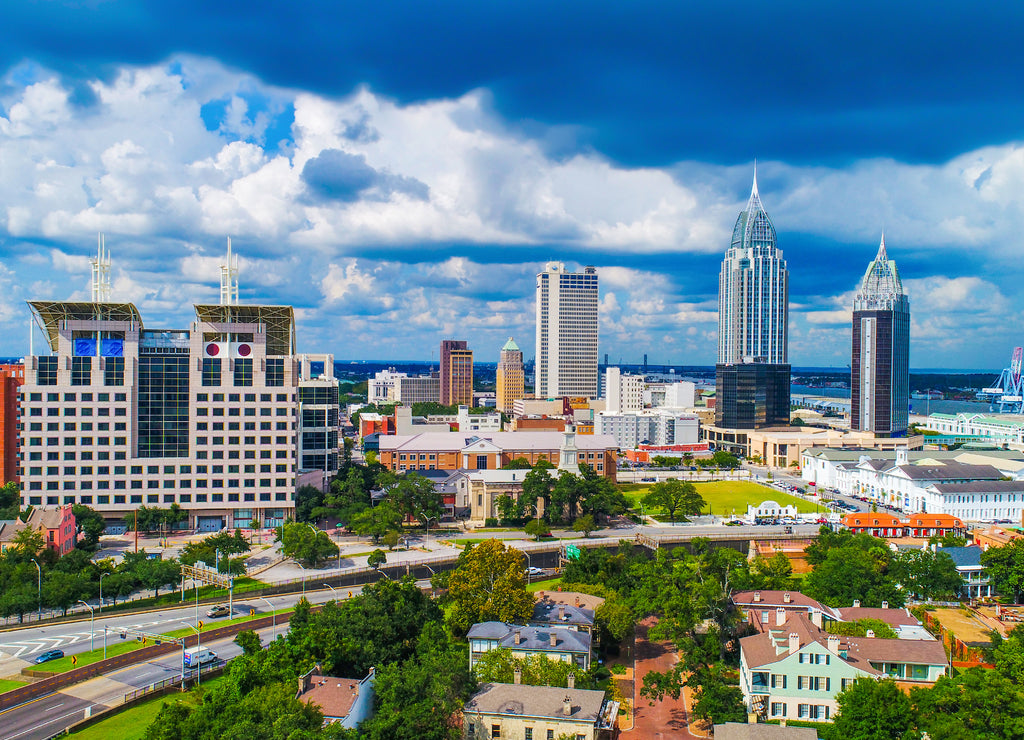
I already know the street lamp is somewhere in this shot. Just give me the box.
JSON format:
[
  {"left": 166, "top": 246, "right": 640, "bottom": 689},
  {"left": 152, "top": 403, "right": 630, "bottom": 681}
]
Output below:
[
  {"left": 524, "top": 551, "right": 533, "bottom": 585},
  {"left": 30, "top": 559, "right": 41, "bottom": 622},
  {"left": 258, "top": 597, "right": 276, "bottom": 641},
  {"left": 298, "top": 563, "right": 307, "bottom": 597},
  {"left": 77, "top": 600, "right": 95, "bottom": 652},
  {"left": 322, "top": 583, "right": 337, "bottom": 596},
  {"left": 179, "top": 621, "right": 201, "bottom": 687}
]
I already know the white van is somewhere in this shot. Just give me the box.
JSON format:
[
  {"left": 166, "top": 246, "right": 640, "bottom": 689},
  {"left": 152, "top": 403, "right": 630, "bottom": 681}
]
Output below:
[{"left": 183, "top": 648, "right": 218, "bottom": 667}]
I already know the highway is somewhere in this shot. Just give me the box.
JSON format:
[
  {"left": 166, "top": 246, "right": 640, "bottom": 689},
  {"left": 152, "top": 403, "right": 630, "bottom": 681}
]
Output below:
[
  {"left": 0, "top": 587, "right": 353, "bottom": 671},
  {"left": 0, "top": 624, "right": 277, "bottom": 740}
]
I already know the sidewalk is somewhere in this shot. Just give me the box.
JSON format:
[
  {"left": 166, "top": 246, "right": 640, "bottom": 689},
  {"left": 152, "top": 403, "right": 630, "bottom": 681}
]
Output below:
[{"left": 621, "top": 616, "right": 699, "bottom": 740}]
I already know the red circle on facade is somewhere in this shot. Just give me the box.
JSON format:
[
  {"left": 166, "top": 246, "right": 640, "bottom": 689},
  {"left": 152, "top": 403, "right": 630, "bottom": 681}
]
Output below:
[
  {"left": 206, "top": 343, "right": 220, "bottom": 356},
  {"left": 237, "top": 344, "right": 251, "bottom": 357}
]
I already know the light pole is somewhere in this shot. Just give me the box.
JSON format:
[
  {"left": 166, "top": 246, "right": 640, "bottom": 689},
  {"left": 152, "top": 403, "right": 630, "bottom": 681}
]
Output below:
[
  {"left": 258, "top": 597, "right": 276, "bottom": 641},
  {"left": 179, "top": 621, "right": 201, "bottom": 687},
  {"left": 77, "top": 600, "right": 95, "bottom": 653},
  {"left": 103, "top": 626, "right": 107, "bottom": 659},
  {"left": 298, "top": 563, "right": 307, "bottom": 597},
  {"left": 99, "top": 572, "right": 109, "bottom": 613},
  {"left": 322, "top": 583, "right": 337, "bottom": 596},
  {"left": 31, "top": 559, "right": 41, "bottom": 622},
  {"left": 524, "top": 550, "right": 533, "bottom": 584}
]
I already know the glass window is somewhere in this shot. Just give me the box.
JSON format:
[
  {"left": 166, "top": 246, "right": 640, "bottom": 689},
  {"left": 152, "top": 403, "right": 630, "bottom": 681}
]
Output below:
[
  {"left": 37, "top": 356, "right": 57, "bottom": 385},
  {"left": 266, "top": 358, "right": 285, "bottom": 387},
  {"left": 71, "top": 356, "right": 92, "bottom": 386},
  {"left": 234, "top": 358, "right": 253, "bottom": 387},
  {"left": 202, "top": 358, "right": 222, "bottom": 386},
  {"left": 104, "top": 357, "right": 125, "bottom": 386}
]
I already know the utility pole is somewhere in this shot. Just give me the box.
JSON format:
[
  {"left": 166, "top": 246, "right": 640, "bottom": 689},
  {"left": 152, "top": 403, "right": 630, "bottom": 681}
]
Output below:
[{"left": 134, "top": 509, "right": 138, "bottom": 553}]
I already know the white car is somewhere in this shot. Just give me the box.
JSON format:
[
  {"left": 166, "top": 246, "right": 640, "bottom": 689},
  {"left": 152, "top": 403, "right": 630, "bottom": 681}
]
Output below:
[{"left": 526, "top": 567, "right": 544, "bottom": 576}]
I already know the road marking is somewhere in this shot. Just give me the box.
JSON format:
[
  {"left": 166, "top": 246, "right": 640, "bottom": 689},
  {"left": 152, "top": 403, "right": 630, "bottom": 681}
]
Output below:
[
  {"left": 44, "top": 703, "right": 64, "bottom": 711},
  {"left": 2, "top": 703, "right": 99, "bottom": 740}
]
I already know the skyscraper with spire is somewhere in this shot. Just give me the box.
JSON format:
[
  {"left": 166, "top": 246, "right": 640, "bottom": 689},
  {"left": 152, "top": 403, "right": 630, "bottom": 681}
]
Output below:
[
  {"left": 495, "top": 337, "right": 524, "bottom": 414},
  {"left": 715, "top": 168, "right": 791, "bottom": 429},
  {"left": 851, "top": 235, "right": 910, "bottom": 436}
]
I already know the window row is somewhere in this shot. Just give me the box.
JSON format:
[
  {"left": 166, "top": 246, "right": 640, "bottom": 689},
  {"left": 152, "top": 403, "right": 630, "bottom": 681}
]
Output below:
[
  {"left": 26, "top": 478, "right": 292, "bottom": 491},
  {"left": 24, "top": 492, "right": 291, "bottom": 506}
]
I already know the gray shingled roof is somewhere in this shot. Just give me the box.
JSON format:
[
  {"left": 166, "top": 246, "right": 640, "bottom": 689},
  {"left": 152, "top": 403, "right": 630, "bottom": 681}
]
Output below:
[
  {"left": 531, "top": 600, "right": 595, "bottom": 628},
  {"left": 939, "top": 546, "right": 984, "bottom": 568},
  {"left": 468, "top": 622, "right": 591, "bottom": 654},
  {"left": 466, "top": 682, "right": 605, "bottom": 722},
  {"left": 931, "top": 481, "right": 1024, "bottom": 493},
  {"left": 713, "top": 723, "right": 818, "bottom": 740},
  {"left": 896, "top": 462, "right": 1003, "bottom": 481}
]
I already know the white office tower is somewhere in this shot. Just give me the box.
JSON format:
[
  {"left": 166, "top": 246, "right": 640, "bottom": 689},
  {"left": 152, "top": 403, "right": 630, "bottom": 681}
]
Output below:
[
  {"left": 535, "top": 262, "right": 599, "bottom": 398},
  {"left": 604, "top": 367, "right": 644, "bottom": 414},
  {"left": 717, "top": 171, "right": 788, "bottom": 365}
]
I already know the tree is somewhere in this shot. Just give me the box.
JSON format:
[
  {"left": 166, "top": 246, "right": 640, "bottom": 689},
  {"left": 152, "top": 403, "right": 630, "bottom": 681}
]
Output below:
[
  {"left": 572, "top": 514, "right": 596, "bottom": 538},
  {"left": 70, "top": 504, "right": 105, "bottom": 551},
  {"left": 11, "top": 525, "right": 45, "bottom": 556},
  {"left": 495, "top": 494, "right": 518, "bottom": 524},
  {"left": 447, "top": 539, "right": 535, "bottom": 634},
  {"left": 524, "top": 518, "right": 549, "bottom": 541},
  {"left": 234, "top": 630, "right": 263, "bottom": 656},
  {"left": 804, "top": 544, "right": 902, "bottom": 608},
  {"left": 710, "top": 450, "right": 740, "bottom": 469},
  {"left": 928, "top": 532, "right": 967, "bottom": 548},
  {"left": 751, "top": 552, "right": 795, "bottom": 591},
  {"left": 0, "top": 481, "right": 21, "bottom": 519},
  {"left": 280, "top": 522, "right": 340, "bottom": 567},
  {"left": 521, "top": 461, "right": 555, "bottom": 522},
  {"left": 473, "top": 648, "right": 593, "bottom": 688},
  {"left": 982, "top": 539, "right": 1024, "bottom": 603},
  {"left": 993, "top": 624, "right": 1024, "bottom": 684},
  {"left": 388, "top": 472, "right": 443, "bottom": 529},
  {"left": 910, "top": 668, "right": 1024, "bottom": 739},
  {"left": 595, "top": 594, "right": 634, "bottom": 643},
  {"left": 382, "top": 529, "right": 402, "bottom": 551},
  {"left": 890, "top": 548, "right": 963, "bottom": 601},
  {"left": 642, "top": 479, "right": 705, "bottom": 522},
  {"left": 687, "top": 664, "right": 746, "bottom": 727},
  {"left": 827, "top": 618, "right": 898, "bottom": 640},
  {"left": 294, "top": 484, "right": 325, "bottom": 523},
  {"left": 350, "top": 501, "right": 404, "bottom": 543},
  {"left": 502, "top": 457, "right": 533, "bottom": 470},
  {"left": 367, "top": 549, "right": 387, "bottom": 570},
  {"left": 831, "top": 677, "right": 914, "bottom": 740}
]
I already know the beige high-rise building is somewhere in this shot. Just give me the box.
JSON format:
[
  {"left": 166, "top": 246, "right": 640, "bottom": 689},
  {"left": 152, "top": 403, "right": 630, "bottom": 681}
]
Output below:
[
  {"left": 495, "top": 337, "right": 524, "bottom": 414},
  {"left": 535, "top": 262, "right": 599, "bottom": 399},
  {"left": 440, "top": 339, "right": 474, "bottom": 406}
]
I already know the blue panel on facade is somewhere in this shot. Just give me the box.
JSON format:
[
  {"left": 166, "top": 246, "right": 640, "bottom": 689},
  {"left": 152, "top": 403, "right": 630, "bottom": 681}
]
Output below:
[
  {"left": 100, "top": 339, "right": 124, "bottom": 357},
  {"left": 73, "top": 338, "right": 97, "bottom": 356}
]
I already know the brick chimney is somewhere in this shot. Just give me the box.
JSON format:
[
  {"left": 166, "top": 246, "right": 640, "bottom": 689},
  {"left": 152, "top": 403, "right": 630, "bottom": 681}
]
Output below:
[
  {"left": 558, "top": 605, "right": 565, "bottom": 620},
  {"left": 574, "top": 596, "right": 580, "bottom": 607},
  {"left": 550, "top": 631, "right": 558, "bottom": 647},
  {"left": 788, "top": 633, "right": 800, "bottom": 655},
  {"left": 753, "top": 591, "right": 761, "bottom": 602},
  {"left": 881, "top": 601, "right": 889, "bottom": 610},
  {"left": 853, "top": 599, "right": 861, "bottom": 608},
  {"left": 514, "top": 629, "right": 522, "bottom": 645},
  {"left": 567, "top": 672, "right": 575, "bottom": 689},
  {"left": 563, "top": 697, "right": 572, "bottom": 716},
  {"left": 776, "top": 608, "right": 786, "bottom": 626},
  {"left": 513, "top": 668, "right": 522, "bottom": 685},
  {"left": 810, "top": 610, "right": 823, "bottom": 628},
  {"left": 783, "top": 592, "right": 791, "bottom": 604}
]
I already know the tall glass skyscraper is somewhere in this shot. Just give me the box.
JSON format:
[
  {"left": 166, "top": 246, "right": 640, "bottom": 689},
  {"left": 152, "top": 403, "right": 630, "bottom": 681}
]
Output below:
[
  {"left": 715, "top": 170, "right": 790, "bottom": 429},
  {"left": 851, "top": 235, "right": 910, "bottom": 436}
]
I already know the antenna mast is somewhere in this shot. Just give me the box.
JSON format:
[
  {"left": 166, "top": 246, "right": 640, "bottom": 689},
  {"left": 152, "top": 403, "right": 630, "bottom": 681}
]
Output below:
[
  {"left": 220, "top": 237, "right": 240, "bottom": 305},
  {"left": 91, "top": 234, "right": 112, "bottom": 303}
]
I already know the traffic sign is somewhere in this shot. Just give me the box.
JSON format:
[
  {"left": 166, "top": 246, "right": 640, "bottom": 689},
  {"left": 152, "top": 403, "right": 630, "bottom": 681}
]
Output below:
[
  {"left": 250, "top": 608, "right": 255, "bottom": 617},
  {"left": 71, "top": 655, "right": 77, "bottom": 666},
  {"left": 198, "top": 620, "right": 204, "bottom": 629},
  {"left": 565, "top": 544, "right": 581, "bottom": 560}
]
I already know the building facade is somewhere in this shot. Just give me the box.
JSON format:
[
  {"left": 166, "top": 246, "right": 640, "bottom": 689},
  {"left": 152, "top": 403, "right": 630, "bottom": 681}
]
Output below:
[
  {"left": 851, "top": 236, "right": 910, "bottom": 436},
  {"left": 604, "top": 367, "right": 644, "bottom": 415},
  {"left": 297, "top": 354, "right": 340, "bottom": 487},
  {"left": 440, "top": 340, "right": 473, "bottom": 406},
  {"left": 464, "top": 683, "right": 615, "bottom": 740},
  {"left": 535, "top": 262, "right": 599, "bottom": 399},
  {"left": 19, "top": 301, "right": 302, "bottom": 531},
  {"left": 393, "top": 374, "right": 440, "bottom": 404},
  {"left": 716, "top": 171, "right": 790, "bottom": 430},
  {"left": 595, "top": 410, "right": 699, "bottom": 449},
  {"left": 1, "top": 363, "right": 24, "bottom": 484},
  {"left": 367, "top": 368, "right": 406, "bottom": 404},
  {"left": 495, "top": 337, "right": 524, "bottom": 414}
]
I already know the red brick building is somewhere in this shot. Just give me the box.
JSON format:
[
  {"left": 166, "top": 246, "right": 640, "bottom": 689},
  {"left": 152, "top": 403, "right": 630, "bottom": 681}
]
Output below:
[{"left": 0, "top": 363, "right": 24, "bottom": 484}]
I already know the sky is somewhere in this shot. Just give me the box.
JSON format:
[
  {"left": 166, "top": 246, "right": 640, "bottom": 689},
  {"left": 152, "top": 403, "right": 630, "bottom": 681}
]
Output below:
[{"left": 1, "top": 2, "right": 1023, "bottom": 370}]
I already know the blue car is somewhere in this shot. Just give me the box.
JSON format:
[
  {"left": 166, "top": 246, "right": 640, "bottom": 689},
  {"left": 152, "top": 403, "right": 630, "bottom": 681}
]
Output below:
[{"left": 34, "top": 649, "right": 64, "bottom": 664}]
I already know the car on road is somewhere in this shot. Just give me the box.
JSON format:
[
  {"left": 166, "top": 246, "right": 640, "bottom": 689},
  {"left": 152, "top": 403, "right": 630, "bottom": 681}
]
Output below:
[
  {"left": 526, "top": 566, "right": 545, "bottom": 576},
  {"left": 34, "top": 649, "right": 64, "bottom": 664},
  {"left": 206, "top": 604, "right": 231, "bottom": 618},
  {"left": 640, "top": 477, "right": 656, "bottom": 482}
]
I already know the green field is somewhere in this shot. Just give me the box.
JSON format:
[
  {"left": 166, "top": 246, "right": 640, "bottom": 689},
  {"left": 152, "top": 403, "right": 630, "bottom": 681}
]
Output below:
[
  {"left": 527, "top": 577, "right": 562, "bottom": 593},
  {"left": 621, "top": 480, "right": 818, "bottom": 518},
  {"left": 0, "top": 678, "right": 27, "bottom": 694}
]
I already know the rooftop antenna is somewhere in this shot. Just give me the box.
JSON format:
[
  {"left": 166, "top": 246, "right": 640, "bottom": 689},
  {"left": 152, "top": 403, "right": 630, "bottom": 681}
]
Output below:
[
  {"left": 220, "top": 237, "right": 240, "bottom": 306},
  {"left": 90, "top": 233, "right": 112, "bottom": 303}
]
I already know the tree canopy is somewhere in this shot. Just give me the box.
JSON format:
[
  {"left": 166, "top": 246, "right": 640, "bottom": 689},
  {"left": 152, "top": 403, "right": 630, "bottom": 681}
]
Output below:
[{"left": 446, "top": 539, "right": 535, "bottom": 634}]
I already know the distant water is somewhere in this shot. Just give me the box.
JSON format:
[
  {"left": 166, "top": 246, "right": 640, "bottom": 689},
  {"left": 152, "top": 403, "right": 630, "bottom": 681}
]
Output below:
[{"left": 792, "top": 384, "right": 999, "bottom": 416}]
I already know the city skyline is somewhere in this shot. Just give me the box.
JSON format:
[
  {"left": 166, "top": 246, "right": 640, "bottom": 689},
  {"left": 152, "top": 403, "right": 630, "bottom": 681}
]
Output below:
[{"left": 1, "top": 4, "right": 1023, "bottom": 369}]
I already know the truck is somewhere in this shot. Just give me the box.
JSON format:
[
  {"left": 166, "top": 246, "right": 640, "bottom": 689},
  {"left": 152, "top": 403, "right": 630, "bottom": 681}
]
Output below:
[{"left": 183, "top": 648, "right": 218, "bottom": 668}]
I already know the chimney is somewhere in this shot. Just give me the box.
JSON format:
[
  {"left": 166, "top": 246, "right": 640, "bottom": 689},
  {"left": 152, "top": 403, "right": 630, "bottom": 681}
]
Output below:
[
  {"left": 866, "top": 629, "right": 875, "bottom": 638},
  {"left": 783, "top": 592, "right": 791, "bottom": 604},
  {"left": 574, "top": 596, "right": 580, "bottom": 606},
  {"left": 828, "top": 636, "right": 840, "bottom": 654},
  {"left": 558, "top": 605, "right": 565, "bottom": 620},
  {"left": 747, "top": 712, "right": 759, "bottom": 725},
  {"left": 563, "top": 697, "right": 573, "bottom": 716},
  {"left": 776, "top": 608, "right": 786, "bottom": 626},
  {"left": 882, "top": 601, "right": 889, "bottom": 610},
  {"left": 853, "top": 600, "right": 861, "bottom": 608},
  {"left": 550, "top": 632, "right": 558, "bottom": 647},
  {"left": 810, "top": 610, "right": 823, "bottom": 628},
  {"left": 753, "top": 591, "right": 761, "bottom": 603},
  {"left": 513, "top": 668, "right": 522, "bottom": 685},
  {"left": 515, "top": 629, "right": 522, "bottom": 645},
  {"left": 788, "top": 633, "right": 800, "bottom": 655},
  {"left": 567, "top": 673, "right": 575, "bottom": 689}
]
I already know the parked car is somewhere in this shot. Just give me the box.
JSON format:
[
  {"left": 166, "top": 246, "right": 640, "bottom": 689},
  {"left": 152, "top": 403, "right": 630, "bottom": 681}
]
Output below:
[
  {"left": 34, "top": 649, "right": 64, "bottom": 664},
  {"left": 206, "top": 604, "right": 231, "bottom": 618},
  {"left": 526, "top": 566, "right": 544, "bottom": 576},
  {"left": 640, "top": 477, "right": 656, "bottom": 482}
]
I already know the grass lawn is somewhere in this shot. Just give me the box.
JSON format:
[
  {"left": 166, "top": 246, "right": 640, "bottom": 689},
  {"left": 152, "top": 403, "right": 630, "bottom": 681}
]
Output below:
[
  {"left": 527, "top": 577, "right": 562, "bottom": 593},
  {"left": 619, "top": 480, "right": 818, "bottom": 517},
  {"left": 0, "top": 678, "right": 27, "bottom": 694},
  {"left": 42, "top": 607, "right": 294, "bottom": 673},
  {"left": 67, "top": 676, "right": 228, "bottom": 740}
]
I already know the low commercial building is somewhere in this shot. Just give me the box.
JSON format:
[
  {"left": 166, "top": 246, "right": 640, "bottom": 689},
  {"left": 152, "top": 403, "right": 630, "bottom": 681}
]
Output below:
[
  {"left": 595, "top": 410, "right": 699, "bottom": 449},
  {"left": 447, "top": 468, "right": 536, "bottom": 522},
  {"left": 464, "top": 682, "right": 616, "bottom": 740},
  {"left": 467, "top": 622, "right": 592, "bottom": 670},
  {"left": 367, "top": 368, "right": 406, "bottom": 404}
]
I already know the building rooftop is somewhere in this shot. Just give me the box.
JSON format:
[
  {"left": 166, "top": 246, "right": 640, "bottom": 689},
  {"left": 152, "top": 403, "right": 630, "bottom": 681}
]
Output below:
[
  {"left": 531, "top": 598, "right": 596, "bottom": 628},
  {"left": 468, "top": 622, "right": 592, "bottom": 654},
  {"left": 297, "top": 672, "right": 364, "bottom": 720},
  {"left": 896, "top": 462, "right": 1004, "bottom": 481},
  {"left": 713, "top": 722, "right": 818, "bottom": 740},
  {"left": 379, "top": 431, "right": 617, "bottom": 452},
  {"left": 930, "top": 481, "right": 1024, "bottom": 494},
  {"left": 502, "top": 337, "right": 521, "bottom": 352},
  {"left": 938, "top": 546, "right": 984, "bottom": 568},
  {"left": 466, "top": 683, "right": 606, "bottom": 723},
  {"left": 533, "top": 591, "right": 606, "bottom": 613}
]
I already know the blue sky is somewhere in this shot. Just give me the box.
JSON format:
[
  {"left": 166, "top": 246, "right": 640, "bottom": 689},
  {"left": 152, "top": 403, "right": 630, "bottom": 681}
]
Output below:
[{"left": 0, "top": 2, "right": 1022, "bottom": 370}]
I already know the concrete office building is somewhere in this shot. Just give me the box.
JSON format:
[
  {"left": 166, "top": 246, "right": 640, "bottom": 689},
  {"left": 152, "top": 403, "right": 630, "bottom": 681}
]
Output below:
[
  {"left": 851, "top": 235, "right": 910, "bottom": 436},
  {"left": 604, "top": 367, "right": 644, "bottom": 415},
  {"left": 394, "top": 374, "right": 441, "bottom": 404},
  {"left": 1, "top": 363, "right": 24, "bottom": 484},
  {"left": 440, "top": 339, "right": 473, "bottom": 406},
  {"left": 596, "top": 410, "right": 699, "bottom": 449},
  {"left": 535, "top": 262, "right": 599, "bottom": 399},
  {"left": 495, "top": 337, "right": 524, "bottom": 414},
  {"left": 716, "top": 170, "right": 790, "bottom": 429},
  {"left": 367, "top": 368, "right": 406, "bottom": 403},
  {"left": 19, "top": 300, "right": 301, "bottom": 531},
  {"left": 297, "top": 354, "right": 340, "bottom": 489}
]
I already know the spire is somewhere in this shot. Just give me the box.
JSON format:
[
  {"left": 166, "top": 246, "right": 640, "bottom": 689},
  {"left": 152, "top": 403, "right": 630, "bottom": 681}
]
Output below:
[
  {"left": 219, "top": 237, "right": 240, "bottom": 306},
  {"left": 751, "top": 159, "right": 759, "bottom": 198},
  {"left": 91, "top": 233, "right": 112, "bottom": 303},
  {"left": 876, "top": 231, "right": 888, "bottom": 262}
]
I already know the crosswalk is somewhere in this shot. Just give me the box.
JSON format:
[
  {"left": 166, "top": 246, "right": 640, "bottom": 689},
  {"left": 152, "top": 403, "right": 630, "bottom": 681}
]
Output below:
[{"left": 0, "top": 619, "right": 173, "bottom": 660}]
